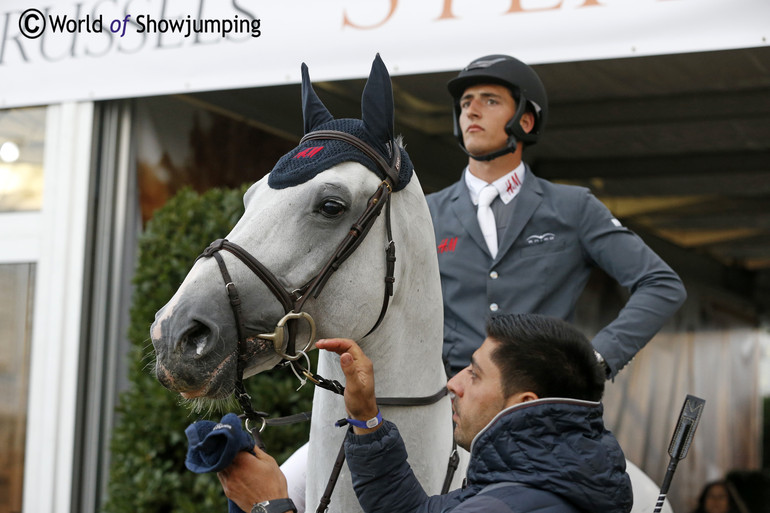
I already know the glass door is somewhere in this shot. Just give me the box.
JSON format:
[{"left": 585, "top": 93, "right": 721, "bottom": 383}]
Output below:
[
  {"left": 0, "top": 264, "right": 34, "bottom": 513},
  {"left": 0, "top": 105, "right": 46, "bottom": 513}
]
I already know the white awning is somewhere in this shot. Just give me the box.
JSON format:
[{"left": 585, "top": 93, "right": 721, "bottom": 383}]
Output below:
[{"left": 1, "top": 0, "right": 768, "bottom": 108}]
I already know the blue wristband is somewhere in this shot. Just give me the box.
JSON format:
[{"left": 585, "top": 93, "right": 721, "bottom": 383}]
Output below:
[{"left": 344, "top": 410, "right": 383, "bottom": 429}]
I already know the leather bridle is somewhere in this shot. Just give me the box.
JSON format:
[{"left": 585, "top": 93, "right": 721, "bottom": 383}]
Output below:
[
  {"left": 197, "top": 130, "right": 402, "bottom": 423},
  {"left": 196, "top": 130, "right": 460, "bottom": 507}
]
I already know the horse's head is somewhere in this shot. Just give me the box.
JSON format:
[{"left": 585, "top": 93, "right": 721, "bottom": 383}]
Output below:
[{"left": 150, "top": 55, "right": 420, "bottom": 401}]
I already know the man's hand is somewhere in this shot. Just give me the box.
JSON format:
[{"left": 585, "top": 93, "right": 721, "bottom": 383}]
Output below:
[
  {"left": 217, "top": 445, "right": 288, "bottom": 512},
  {"left": 316, "top": 338, "right": 380, "bottom": 434}
]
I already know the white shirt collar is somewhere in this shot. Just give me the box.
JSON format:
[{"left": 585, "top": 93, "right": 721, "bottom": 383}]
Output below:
[{"left": 464, "top": 163, "right": 526, "bottom": 205}]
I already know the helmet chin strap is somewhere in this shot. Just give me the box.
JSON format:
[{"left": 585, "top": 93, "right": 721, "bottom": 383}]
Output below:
[{"left": 462, "top": 135, "right": 519, "bottom": 162}]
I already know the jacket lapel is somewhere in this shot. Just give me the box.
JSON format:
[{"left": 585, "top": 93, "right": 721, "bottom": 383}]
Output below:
[
  {"left": 449, "top": 179, "right": 492, "bottom": 256},
  {"left": 494, "top": 167, "right": 543, "bottom": 261}
]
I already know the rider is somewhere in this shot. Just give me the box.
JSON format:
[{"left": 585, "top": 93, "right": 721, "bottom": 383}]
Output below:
[
  {"left": 426, "top": 54, "right": 687, "bottom": 378},
  {"left": 217, "top": 313, "right": 633, "bottom": 513}
]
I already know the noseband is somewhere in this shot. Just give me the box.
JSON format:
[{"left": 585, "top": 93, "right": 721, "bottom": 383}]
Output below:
[{"left": 197, "top": 130, "right": 402, "bottom": 422}]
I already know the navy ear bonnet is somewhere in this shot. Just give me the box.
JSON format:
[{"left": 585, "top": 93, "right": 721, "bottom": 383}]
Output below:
[
  {"left": 268, "top": 55, "right": 414, "bottom": 192},
  {"left": 267, "top": 119, "right": 413, "bottom": 191}
]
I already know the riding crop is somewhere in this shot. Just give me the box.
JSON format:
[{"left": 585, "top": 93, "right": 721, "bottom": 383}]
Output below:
[{"left": 653, "top": 394, "right": 706, "bottom": 513}]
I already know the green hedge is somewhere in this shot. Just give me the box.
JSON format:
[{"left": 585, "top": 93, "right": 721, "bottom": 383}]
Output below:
[{"left": 105, "top": 186, "right": 314, "bottom": 513}]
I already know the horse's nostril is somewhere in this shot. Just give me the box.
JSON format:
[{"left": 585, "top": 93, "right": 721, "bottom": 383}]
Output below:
[{"left": 178, "top": 321, "right": 212, "bottom": 357}]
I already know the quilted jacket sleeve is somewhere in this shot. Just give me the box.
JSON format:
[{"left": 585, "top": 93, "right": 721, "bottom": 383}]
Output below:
[{"left": 345, "top": 421, "right": 456, "bottom": 513}]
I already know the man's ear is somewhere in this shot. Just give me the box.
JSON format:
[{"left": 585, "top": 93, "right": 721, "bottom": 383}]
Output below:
[
  {"left": 505, "top": 390, "right": 539, "bottom": 408},
  {"left": 519, "top": 111, "right": 535, "bottom": 134}
]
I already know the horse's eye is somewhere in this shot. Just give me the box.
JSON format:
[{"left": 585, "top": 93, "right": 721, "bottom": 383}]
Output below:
[{"left": 319, "top": 200, "right": 346, "bottom": 218}]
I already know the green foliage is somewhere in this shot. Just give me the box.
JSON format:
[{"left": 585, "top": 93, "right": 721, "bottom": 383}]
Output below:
[{"left": 105, "top": 186, "right": 314, "bottom": 513}]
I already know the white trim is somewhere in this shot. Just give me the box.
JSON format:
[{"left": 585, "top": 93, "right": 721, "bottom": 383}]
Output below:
[
  {"left": 0, "top": 212, "right": 41, "bottom": 262},
  {"left": 23, "top": 102, "right": 94, "bottom": 513}
]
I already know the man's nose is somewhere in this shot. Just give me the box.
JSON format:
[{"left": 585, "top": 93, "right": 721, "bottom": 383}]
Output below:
[
  {"left": 447, "top": 373, "right": 463, "bottom": 396},
  {"left": 465, "top": 100, "right": 480, "bottom": 119}
]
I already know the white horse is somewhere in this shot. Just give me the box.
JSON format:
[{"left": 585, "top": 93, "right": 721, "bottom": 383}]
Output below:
[
  {"left": 150, "top": 55, "right": 669, "bottom": 513},
  {"left": 151, "top": 55, "right": 457, "bottom": 513}
]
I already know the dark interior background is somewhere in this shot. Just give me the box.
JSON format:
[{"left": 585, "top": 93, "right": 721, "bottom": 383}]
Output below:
[{"left": 181, "top": 46, "right": 770, "bottom": 318}]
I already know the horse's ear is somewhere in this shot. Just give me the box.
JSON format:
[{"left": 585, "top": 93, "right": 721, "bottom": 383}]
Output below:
[
  {"left": 361, "top": 54, "right": 394, "bottom": 142},
  {"left": 302, "top": 62, "right": 334, "bottom": 134}
]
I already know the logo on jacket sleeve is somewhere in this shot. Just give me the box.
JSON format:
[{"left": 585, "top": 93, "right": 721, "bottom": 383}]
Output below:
[{"left": 437, "top": 237, "right": 458, "bottom": 253}]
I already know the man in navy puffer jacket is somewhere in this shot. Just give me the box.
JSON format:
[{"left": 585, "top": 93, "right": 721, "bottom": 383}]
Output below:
[
  {"left": 321, "top": 313, "right": 632, "bottom": 513},
  {"left": 219, "top": 313, "right": 632, "bottom": 513}
]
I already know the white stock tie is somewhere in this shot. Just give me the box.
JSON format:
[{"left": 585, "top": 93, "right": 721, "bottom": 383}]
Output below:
[{"left": 477, "top": 185, "right": 498, "bottom": 258}]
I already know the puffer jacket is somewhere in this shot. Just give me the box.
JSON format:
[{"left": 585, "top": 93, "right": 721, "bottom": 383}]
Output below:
[{"left": 345, "top": 398, "right": 633, "bottom": 513}]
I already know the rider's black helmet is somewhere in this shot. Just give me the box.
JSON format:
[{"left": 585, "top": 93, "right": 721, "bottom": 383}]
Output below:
[{"left": 448, "top": 55, "right": 548, "bottom": 160}]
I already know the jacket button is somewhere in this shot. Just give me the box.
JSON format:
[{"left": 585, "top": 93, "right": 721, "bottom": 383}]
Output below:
[
  {"left": 489, "top": 271, "right": 499, "bottom": 279},
  {"left": 489, "top": 303, "right": 499, "bottom": 312}
]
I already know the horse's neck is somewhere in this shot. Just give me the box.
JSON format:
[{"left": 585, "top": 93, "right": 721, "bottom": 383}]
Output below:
[
  {"left": 362, "top": 180, "right": 445, "bottom": 396},
  {"left": 313, "top": 253, "right": 445, "bottom": 397},
  {"left": 307, "top": 178, "right": 452, "bottom": 513},
  {"left": 364, "top": 313, "right": 446, "bottom": 397}
]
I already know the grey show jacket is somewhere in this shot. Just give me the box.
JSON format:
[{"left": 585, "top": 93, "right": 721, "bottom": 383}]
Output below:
[{"left": 427, "top": 167, "right": 686, "bottom": 377}]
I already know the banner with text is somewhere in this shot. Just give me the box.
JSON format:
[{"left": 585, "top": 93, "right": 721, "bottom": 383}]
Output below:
[{"left": 1, "top": 0, "right": 768, "bottom": 108}]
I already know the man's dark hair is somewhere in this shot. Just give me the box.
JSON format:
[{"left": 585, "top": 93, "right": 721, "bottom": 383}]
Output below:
[{"left": 486, "top": 313, "right": 605, "bottom": 402}]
